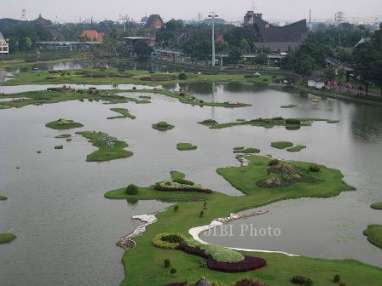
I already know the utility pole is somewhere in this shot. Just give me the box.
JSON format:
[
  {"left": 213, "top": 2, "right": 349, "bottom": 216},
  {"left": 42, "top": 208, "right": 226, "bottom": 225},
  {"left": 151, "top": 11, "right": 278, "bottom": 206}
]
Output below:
[{"left": 208, "top": 12, "right": 218, "bottom": 67}]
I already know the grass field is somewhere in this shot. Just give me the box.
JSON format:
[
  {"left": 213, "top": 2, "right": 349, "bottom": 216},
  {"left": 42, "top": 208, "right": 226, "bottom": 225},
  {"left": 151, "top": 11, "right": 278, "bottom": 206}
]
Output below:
[
  {"left": 103, "top": 155, "right": 382, "bottom": 286},
  {"left": 364, "top": 225, "right": 382, "bottom": 250}
]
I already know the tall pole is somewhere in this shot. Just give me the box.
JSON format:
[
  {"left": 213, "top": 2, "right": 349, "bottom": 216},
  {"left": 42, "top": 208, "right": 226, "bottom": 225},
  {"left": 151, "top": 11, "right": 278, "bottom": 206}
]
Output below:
[{"left": 209, "top": 12, "right": 218, "bottom": 67}]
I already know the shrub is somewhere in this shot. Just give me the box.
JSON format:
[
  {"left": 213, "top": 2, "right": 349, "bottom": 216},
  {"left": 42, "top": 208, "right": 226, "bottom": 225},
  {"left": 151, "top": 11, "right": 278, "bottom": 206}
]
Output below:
[
  {"left": 170, "top": 268, "right": 177, "bottom": 274},
  {"left": 268, "top": 159, "right": 279, "bottom": 166},
  {"left": 333, "top": 274, "right": 341, "bottom": 283},
  {"left": 203, "top": 201, "right": 208, "bottom": 209},
  {"left": 174, "top": 178, "right": 194, "bottom": 186},
  {"left": 286, "top": 118, "right": 301, "bottom": 125},
  {"left": 174, "top": 205, "right": 179, "bottom": 212},
  {"left": 200, "top": 210, "right": 204, "bottom": 217},
  {"left": 290, "top": 276, "right": 313, "bottom": 285},
  {"left": 164, "top": 259, "right": 171, "bottom": 268},
  {"left": 126, "top": 184, "right": 138, "bottom": 195},
  {"left": 309, "top": 165, "right": 321, "bottom": 173},
  {"left": 152, "top": 233, "right": 186, "bottom": 249},
  {"left": 233, "top": 278, "right": 269, "bottom": 286},
  {"left": 178, "top": 73, "right": 187, "bottom": 80}
]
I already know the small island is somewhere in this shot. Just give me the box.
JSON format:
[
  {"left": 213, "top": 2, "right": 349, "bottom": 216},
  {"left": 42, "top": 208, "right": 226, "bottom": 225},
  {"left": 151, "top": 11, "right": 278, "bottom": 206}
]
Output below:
[
  {"left": 271, "top": 141, "right": 294, "bottom": 149},
  {"left": 77, "top": 131, "right": 133, "bottom": 162},
  {"left": 107, "top": 108, "right": 136, "bottom": 120},
  {"left": 176, "top": 142, "right": 198, "bottom": 151},
  {"left": 46, "top": 118, "right": 84, "bottom": 130},
  {"left": 0, "top": 194, "right": 8, "bottom": 201},
  {"left": 152, "top": 121, "right": 174, "bottom": 131},
  {"left": 371, "top": 202, "right": 382, "bottom": 210},
  {"left": 233, "top": 146, "right": 260, "bottom": 154},
  {"left": 364, "top": 225, "right": 382, "bottom": 249},
  {"left": 287, "top": 144, "right": 307, "bottom": 152},
  {"left": 0, "top": 233, "right": 16, "bottom": 244}
]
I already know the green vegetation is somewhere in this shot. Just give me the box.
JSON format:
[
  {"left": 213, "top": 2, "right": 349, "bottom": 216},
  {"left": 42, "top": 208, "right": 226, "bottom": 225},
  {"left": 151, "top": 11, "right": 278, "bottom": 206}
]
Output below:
[
  {"left": 152, "top": 121, "right": 175, "bottom": 131},
  {"left": 0, "top": 194, "right": 8, "bottom": 201},
  {"left": 170, "top": 170, "right": 186, "bottom": 181},
  {"left": 55, "top": 134, "right": 71, "bottom": 139},
  {"left": 287, "top": 145, "right": 307, "bottom": 153},
  {"left": 363, "top": 225, "right": 382, "bottom": 249},
  {"left": 103, "top": 155, "right": 376, "bottom": 286},
  {"left": 281, "top": 104, "right": 297, "bottom": 108},
  {"left": 0, "top": 233, "right": 16, "bottom": 244},
  {"left": 126, "top": 184, "right": 139, "bottom": 195},
  {"left": 176, "top": 143, "right": 198, "bottom": 151},
  {"left": 108, "top": 108, "right": 136, "bottom": 120},
  {"left": 199, "top": 117, "right": 335, "bottom": 130},
  {"left": 271, "top": 141, "right": 294, "bottom": 150},
  {"left": 371, "top": 202, "right": 382, "bottom": 210},
  {"left": 46, "top": 118, "right": 84, "bottom": 130},
  {"left": 54, "top": 145, "right": 64, "bottom": 150},
  {"left": 233, "top": 147, "right": 260, "bottom": 154},
  {"left": 77, "top": 131, "right": 133, "bottom": 162}
]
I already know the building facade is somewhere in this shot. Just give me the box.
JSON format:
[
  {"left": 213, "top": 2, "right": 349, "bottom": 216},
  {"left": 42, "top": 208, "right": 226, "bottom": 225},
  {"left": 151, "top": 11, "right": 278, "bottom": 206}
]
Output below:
[{"left": 0, "top": 32, "right": 9, "bottom": 54}]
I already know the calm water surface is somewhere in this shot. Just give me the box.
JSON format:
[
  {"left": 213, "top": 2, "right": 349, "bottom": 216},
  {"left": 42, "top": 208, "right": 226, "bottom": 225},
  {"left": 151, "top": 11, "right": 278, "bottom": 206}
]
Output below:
[{"left": 0, "top": 83, "right": 382, "bottom": 286}]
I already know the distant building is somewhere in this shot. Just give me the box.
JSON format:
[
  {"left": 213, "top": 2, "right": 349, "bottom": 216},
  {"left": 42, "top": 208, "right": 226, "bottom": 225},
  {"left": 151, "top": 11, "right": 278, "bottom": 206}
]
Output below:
[
  {"left": 145, "top": 14, "right": 164, "bottom": 30},
  {"left": 80, "top": 30, "right": 104, "bottom": 42},
  {"left": 0, "top": 32, "right": 9, "bottom": 54},
  {"left": 244, "top": 11, "right": 308, "bottom": 53},
  {"left": 34, "top": 14, "right": 52, "bottom": 26},
  {"left": 36, "top": 41, "right": 101, "bottom": 51}
]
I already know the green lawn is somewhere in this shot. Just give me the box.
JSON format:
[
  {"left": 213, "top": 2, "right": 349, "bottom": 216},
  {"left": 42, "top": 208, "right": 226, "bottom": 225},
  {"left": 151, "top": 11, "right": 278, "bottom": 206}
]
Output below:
[
  {"left": 364, "top": 225, "right": 382, "bottom": 249},
  {"left": 77, "top": 131, "right": 133, "bottom": 162},
  {"left": 104, "top": 155, "right": 382, "bottom": 286}
]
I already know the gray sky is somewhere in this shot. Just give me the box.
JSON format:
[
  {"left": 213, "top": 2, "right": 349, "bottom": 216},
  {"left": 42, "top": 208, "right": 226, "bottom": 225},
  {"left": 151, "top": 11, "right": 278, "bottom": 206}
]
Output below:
[{"left": 1, "top": 0, "right": 381, "bottom": 23}]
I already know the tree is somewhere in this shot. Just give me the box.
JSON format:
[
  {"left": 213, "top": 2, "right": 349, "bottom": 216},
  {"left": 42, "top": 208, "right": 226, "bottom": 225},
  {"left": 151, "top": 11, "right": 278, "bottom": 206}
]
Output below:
[
  {"left": 134, "top": 41, "right": 153, "bottom": 59},
  {"left": 227, "top": 47, "right": 242, "bottom": 65},
  {"left": 254, "top": 53, "right": 267, "bottom": 65}
]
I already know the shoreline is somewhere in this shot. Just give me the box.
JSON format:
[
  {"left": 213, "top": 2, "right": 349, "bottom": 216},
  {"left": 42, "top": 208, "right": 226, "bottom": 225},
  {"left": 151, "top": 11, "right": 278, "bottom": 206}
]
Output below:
[{"left": 188, "top": 210, "right": 299, "bottom": 257}]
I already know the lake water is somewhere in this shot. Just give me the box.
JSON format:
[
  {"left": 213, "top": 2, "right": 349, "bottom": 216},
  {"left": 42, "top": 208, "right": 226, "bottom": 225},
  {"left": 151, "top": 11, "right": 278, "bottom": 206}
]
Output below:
[{"left": 0, "top": 82, "right": 382, "bottom": 286}]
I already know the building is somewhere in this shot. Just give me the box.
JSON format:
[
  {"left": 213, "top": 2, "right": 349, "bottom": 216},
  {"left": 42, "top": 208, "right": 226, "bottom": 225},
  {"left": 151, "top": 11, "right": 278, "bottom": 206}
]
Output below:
[
  {"left": 80, "top": 30, "right": 104, "bottom": 42},
  {"left": 0, "top": 32, "right": 9, "bottom": 54},
  {"left": 145, "top": 14, "right": 164, "bottom": 30},
  {"left": 244, "top": 11, "right": 308, "bottom": 53},
  {"left": 36, "top": 41, "right": 101, "bottom": 51}
]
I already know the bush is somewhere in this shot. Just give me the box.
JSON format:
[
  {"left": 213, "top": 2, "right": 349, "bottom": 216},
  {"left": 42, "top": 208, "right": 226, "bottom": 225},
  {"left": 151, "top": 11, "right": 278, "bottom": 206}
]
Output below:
[
  {"left": 126, "top": 184, "right": 138, "bottom": 195},
  {"left": 200, "top": 210, "right": 204, "bottom": 217},
  {"left": 174, "top": 178, "right": 194, "bottom": 186},
  {"left": 333, "top": 274, "right": 341, "bottom": 283},
  {"left": 290, "top": 276, "right": 313, "bottom": 285},
  {"left": 309, "top": 165, "right": 321, "bottom": 173},
  {"left": 152, "top": 233, "right": 186, "bottom": 249},
  {"left": 178, "top": 73, "right": 187, "bottom": 80},
  {"left": 233, "top": 278, "right": 269, "bottom": 286},
  {"left": 174, "top": 205, "right": 179, "bottom": 212},
  {"left": 164, "top": 259, "right": 171, "bottom": 268},
  {"left": 170, "top": 268, "right": 177, "bottom": 274},
  {"left": 286, "top": 118, "right": 301, "bottom": 125},
  {"left": 268, "top": 159, "right": 279, "bottom": 166}
]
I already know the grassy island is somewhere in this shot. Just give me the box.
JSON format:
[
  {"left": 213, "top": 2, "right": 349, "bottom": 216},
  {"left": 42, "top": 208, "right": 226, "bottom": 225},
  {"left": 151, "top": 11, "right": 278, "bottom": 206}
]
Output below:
[
  {"left": 102, "top": 155, "right": 382, "bottom": 286},
  {"left": 363, "top": 225, "right": 382, "bottom": 249},
  {"left": 198, "top": 117, "right": 336, "bottom": 130},
  {"left": 0, "top": 194, "right": 8, "bottom": 201},
  {"left": 176, "top": 143, "right": 198, "bottom": 151},
  {"left": 152, "top": 121, "right": 175, "bottom": 131},
  {"left": 233, "top": 146, "right": 260, "bottom": 154},
  {"left": 46, "top": 118, "right": 84, "bottom": 130},
  {"left": 77, "top": 131, "right": 133, "bottom": 162},
  {"left": 107, "top": 108, "right": 136, "bottom": 120},
  {"left": 371, "top": 202, "right": 382, "bottom": 210},
  {"left": 271, "top": 141, "right": 294, "bottom": 150},
  {"left": 0, "top": 233, "right": 16, "bottom": 244}
]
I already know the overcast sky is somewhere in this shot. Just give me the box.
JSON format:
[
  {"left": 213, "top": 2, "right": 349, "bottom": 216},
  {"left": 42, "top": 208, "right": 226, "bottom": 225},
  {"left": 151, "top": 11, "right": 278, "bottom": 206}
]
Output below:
[{"left": 1, "top": 0, "right": 381, "bottom": 23}]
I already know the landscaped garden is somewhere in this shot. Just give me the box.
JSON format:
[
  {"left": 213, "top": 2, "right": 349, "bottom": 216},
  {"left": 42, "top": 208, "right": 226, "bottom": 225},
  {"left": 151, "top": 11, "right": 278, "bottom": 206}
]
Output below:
[
  {"left": 77, "top": 131, "right": 133, "bottom": 162},
  {"left": 101, "top": 155, "right": 382, "bottom": 286}
]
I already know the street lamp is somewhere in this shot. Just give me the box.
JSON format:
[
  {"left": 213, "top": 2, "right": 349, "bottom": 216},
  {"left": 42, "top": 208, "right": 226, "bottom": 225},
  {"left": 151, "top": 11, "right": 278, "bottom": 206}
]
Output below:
[{"left": 208, "top": 12, "right": 218, "bottom": 67}]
